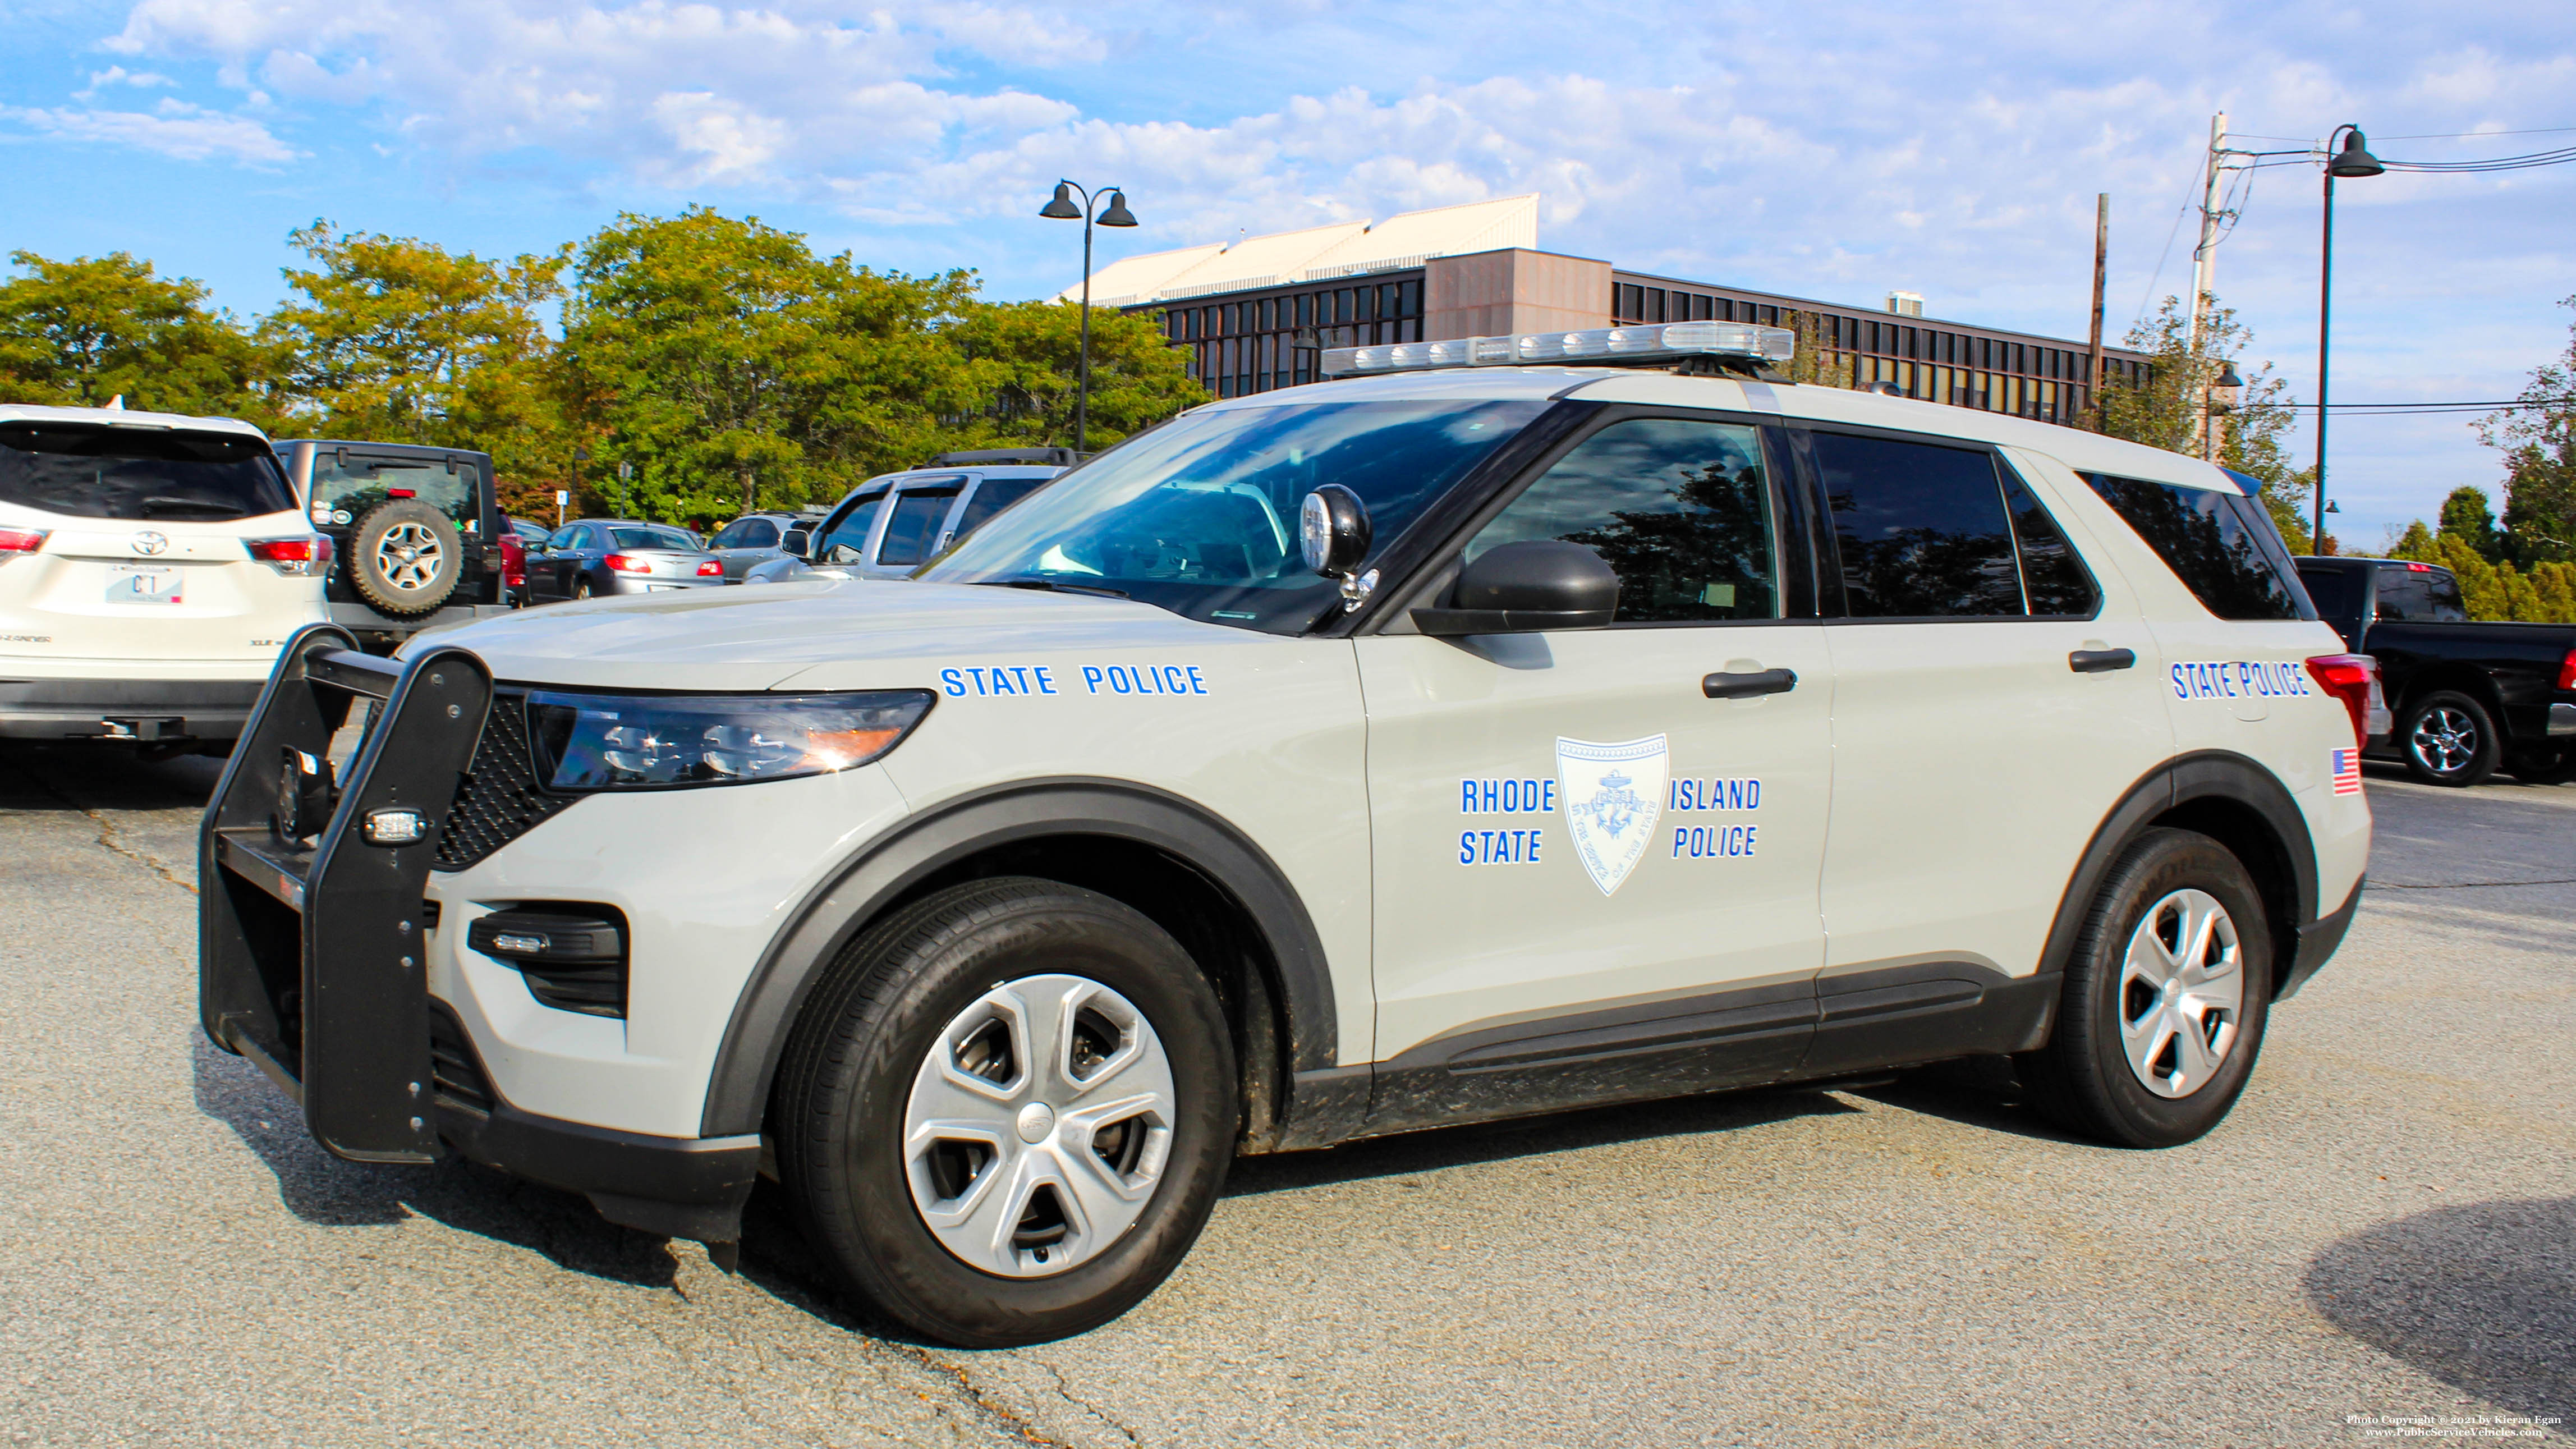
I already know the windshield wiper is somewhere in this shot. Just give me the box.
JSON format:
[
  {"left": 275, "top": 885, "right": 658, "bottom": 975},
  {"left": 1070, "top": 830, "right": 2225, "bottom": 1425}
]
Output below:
[{"left": 972, "top": 576, "right": 1130, "bottom": 599}]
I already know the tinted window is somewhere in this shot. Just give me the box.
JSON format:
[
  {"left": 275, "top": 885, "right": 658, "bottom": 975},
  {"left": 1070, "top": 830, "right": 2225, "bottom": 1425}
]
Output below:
[
  {"left": 308, "top": 451, "right": 475, "bottom": 530},
  {"left": 710, "top": 519, "right": 756, "bottom": 549},
  {"left": 2000, "top": 467, "right": 2099, "bottom": 617},
  {"left": 2371, "top": 565, "right": 2468, "bottom": 622},
  {"left": 0, "top": 424, "right": 294, "bottom": 522},
  {"left": 1812, "top": 433, "right": 2021, "bottom": 617},
  {"left": 2083, "top": 474, "right": 2313, "bottom": 621},
  {"left": 740, "top": 519, "right": 779, "bottom": 549},
  {"left": 954, "top": 476, "right": 1048, "bottom": 539},
  {"left": 608, "top": 526, "right": 693, "bottom": 550},
  {"left": 815, "top": 489, "right": 887, "bottom": 564},
  {"left": 1465, "top": 418, "right": 1776, "bottom": 622},
  {"left": 2295, "top": 564, "right": 2359, "bottom": 620},
  {"left": 877, "top": 483, "right": 964, "bottom": 567}
]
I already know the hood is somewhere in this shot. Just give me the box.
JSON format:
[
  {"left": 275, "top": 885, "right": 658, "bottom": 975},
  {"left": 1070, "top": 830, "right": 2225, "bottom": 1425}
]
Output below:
[{"left": 405, "top": 577, "right": 1228, "bottom": 691}]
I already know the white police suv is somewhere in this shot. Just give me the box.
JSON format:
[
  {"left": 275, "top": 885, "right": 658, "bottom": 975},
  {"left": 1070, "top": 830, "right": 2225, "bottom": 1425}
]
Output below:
[{"left": 200, "top": 322, "right": 2379, "bottom": 1347}]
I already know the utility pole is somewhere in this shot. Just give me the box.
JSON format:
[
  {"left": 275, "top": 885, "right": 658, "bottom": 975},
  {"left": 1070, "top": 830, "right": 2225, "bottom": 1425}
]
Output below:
[
  {"left": 2087, "top": 193, "right": 2107, "bottom": 423},
  {"left": 2186, "top": 112, "right": 2228, "bottom": 455}
]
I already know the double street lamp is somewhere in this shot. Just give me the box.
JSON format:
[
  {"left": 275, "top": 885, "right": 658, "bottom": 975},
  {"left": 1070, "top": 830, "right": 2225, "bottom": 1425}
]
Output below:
[
  {"left": 2313, "top": 125, "right": 2384, "bottom": 553},
  {"left": 1040, "top": 180, "right": 1138, "bottom": 454}
]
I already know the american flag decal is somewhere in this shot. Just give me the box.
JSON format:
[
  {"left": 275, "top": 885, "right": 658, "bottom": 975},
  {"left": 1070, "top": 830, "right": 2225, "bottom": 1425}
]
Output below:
[{"left": 2331, "top": 748, "right": 2363, "bottom": 796}]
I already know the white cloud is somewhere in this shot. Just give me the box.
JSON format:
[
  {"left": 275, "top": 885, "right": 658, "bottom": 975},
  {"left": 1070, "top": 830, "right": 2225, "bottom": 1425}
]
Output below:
[{"left": 2, "top": 102, "right": 297, "bottom": 163}]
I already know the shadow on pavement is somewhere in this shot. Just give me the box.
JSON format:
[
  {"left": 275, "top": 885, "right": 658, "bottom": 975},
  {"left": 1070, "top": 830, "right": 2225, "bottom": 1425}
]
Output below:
[
  {"left": 0, "top": 741, "right": 224, "bottom": 810},
  {"left": 190, "top": 1033, "right": 682, "bottom": 1290},
  {"left": 2306, "top": 1195, "right": 2576, "bottom": 1423}
]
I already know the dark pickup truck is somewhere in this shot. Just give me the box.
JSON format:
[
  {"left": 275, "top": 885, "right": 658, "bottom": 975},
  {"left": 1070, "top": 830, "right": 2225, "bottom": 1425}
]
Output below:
[{"left": 2295, "top": 555, "right": 2576, "bottom": 787}]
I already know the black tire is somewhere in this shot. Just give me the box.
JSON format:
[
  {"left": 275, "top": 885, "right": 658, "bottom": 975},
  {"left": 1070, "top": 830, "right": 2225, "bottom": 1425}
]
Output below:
[
  {"left": 2398, "top": 689, "right": 2501, "bottom": 787},
  {"left": 571, "top": 575, "right": 593, "bottom": 600},
  {"left": 772, "top": 877, "right": 1237, "bottom": 1348},
  {"left": 347, "top": 499, "right": 463, "bottom": 618},
  {"left": 2508, "top": 744, "right": 2576, "bottom": 786},
  {"left": 2018, "top": 828, "right": 2273, "bottom": 1149}
]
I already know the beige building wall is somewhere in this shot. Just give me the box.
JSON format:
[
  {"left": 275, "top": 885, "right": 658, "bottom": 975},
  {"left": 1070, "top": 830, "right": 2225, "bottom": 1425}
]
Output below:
[{"left": 1422, "top": 249, "right": 1613, "bottom": 341}]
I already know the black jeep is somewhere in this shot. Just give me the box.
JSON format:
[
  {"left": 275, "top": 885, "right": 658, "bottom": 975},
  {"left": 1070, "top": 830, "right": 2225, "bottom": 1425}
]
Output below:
[{"left": 277, "top": 440, "right": 519, "bottom": 652}]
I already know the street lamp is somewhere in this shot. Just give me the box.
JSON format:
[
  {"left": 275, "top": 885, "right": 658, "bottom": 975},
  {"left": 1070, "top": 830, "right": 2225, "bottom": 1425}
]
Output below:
[
  {"left": 1040, "top": 180, "right": 1138, "bottom": 455},
  {"left": 2204, "top": 361, "right": 2244, "bottom": 462},
  {"left": 2313, "top": 124, "right": 2383, "bottom": 553}
]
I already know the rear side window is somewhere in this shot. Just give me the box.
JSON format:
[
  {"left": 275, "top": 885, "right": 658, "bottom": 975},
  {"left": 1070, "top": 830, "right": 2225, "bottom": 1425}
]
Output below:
[
  {"left": 953, "top": 476, "right": 1047, "bottom": 539},
  {"left": 2295, "top": 565, "right": 2358, "bottom": 619},
  {"left": 308, "top": 451, "right": 477, "bottom": 530},
  {"left": 2371, "top": 565, "right": 2468, "bottom": 622},
  {"left": 0, "top": 424, "right": 294, "bottom": 522},
  {"left": 1812, "top": 433, "right": 2022, "bottom": 617},
  {"left": 2083, "top": 474, "right": 2315, "bottom": 621}
]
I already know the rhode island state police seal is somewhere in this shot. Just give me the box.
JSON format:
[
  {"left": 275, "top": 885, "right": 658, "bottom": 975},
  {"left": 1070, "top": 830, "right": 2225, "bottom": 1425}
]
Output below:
[{"left": 1555, "top": 734, "right": 1668, "bottom": 896}]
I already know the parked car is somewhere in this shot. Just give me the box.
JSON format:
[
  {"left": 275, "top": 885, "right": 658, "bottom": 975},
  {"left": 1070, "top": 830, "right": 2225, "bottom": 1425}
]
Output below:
[
  {"left": 744, "top": 454, "right": 1064, "bottom": 586},
  {"left": 275, "top": 439, "right": 515, "bottom": 651},
  {"left": 1, "top": 403, "right": 327, "bottom": 753},
  {"left": 507, "top": 517, "right": 554, "bottom": 546},
  {"left": 525, "top": 519, "right": 725, "bottom": 600},
  {"left": 703, "top": 508, "right": 826, "bottom": 581},
  {"left": 2293, "top": 554, "right": 2576, "bottom": 786}
]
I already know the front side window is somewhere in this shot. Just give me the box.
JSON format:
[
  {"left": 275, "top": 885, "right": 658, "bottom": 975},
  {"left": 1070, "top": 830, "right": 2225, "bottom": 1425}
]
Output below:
[
  {"left": 0, "top": 424, "right": 294, "bottom": 522},
  {"left": 1464, "top": 417, "right": 1778, "bottom": 622},
  {"left": 308, "top": 451, "right": 476, "bottom": 530},
  {"left": 813, "top": 487, "right": 890, "bottom": 564},
  {"left": 2082, "top": 474, "right": 2314, "bottom": 622},
  {"left": 926, "top": 399, "right": 1545, "bottom": 631},
  {"left": 1813, "top": 432, "right": 2022, "bottom": 617},
  {"left": 876, "top": 481, "right": 965, "bottom": 567}
]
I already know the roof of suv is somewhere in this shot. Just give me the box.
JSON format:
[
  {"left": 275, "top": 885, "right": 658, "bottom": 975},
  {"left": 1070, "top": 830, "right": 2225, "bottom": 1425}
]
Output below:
[{"left": 0, "top": 402, "right": 269, "bottom": 440}]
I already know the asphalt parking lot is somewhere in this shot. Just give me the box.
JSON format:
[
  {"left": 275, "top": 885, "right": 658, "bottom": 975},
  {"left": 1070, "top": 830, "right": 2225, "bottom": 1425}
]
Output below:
[{"left": 2, "top": 746, "right": 2569, "bottom": 1448}]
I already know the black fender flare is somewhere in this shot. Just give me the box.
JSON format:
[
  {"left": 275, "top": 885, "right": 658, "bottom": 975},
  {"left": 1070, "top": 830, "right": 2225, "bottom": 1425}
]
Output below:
[
  {"left": 698, "top": 777, "right": 1342, "bottom": 1139},
  {"left": 2036, "top": 750, "right": 2319, "bottom": 991}
]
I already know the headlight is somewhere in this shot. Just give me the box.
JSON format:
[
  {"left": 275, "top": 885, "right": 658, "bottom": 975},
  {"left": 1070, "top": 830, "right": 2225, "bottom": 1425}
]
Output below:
[{"left": 526, "top": 690, "right": 934, "bottom": 790}]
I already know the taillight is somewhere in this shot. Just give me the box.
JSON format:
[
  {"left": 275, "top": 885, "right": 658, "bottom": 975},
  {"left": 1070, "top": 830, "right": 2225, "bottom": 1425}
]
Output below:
[
  {"left": 697, "top": 558, "right": 723, "bottom": 577},
  {"left": 246, "top": 535, "right": 333, "bottom": 576},
  {"left": 0, "top": 528, "right": 46, "bottom": 559},
  {"left": 2558, "top": 646, "right": 2576, "bottom": 693},
  {"left": 605, "top": 553, "right": 649, "bottom": 573},
  {"left": 2307, "top": 653, "right": 2393, "bottom": 746},
  {"left": 498, "top": 533, "right": 527, "bottom": 589}
]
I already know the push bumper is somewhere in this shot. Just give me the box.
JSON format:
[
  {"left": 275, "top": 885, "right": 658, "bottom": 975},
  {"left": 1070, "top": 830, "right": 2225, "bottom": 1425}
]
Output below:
[
  {"left": 199, "top": 623, "right": 757, "bottom": 1243},
  {"left": 2277, "top": 876, "right": 2364, "bottom": 999},
  {"left": 0, "top": 677, "right": 265, "bottom": 740}
]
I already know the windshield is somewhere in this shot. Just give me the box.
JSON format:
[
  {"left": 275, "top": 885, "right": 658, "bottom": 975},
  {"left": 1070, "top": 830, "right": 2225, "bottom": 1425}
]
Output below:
[
  {"left": 924, "top": 399, "right": 1545, "bottom": 630},
  {"left": 0, "top": 424, "right": 294, "bottom": 522},
  {"left": 306, "top": 449, "right": 476, "bottom": 531}
]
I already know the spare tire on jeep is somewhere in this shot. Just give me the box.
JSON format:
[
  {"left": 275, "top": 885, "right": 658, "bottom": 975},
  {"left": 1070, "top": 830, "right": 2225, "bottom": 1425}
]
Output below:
[{"left": 348, "top": 499, "right": 462, "bottom": 618}]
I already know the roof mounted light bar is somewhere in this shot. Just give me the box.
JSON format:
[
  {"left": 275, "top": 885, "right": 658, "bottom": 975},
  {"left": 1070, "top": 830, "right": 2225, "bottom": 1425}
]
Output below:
[{"left": 1321, "top": 320, "right": 1796, "bottom": 379}]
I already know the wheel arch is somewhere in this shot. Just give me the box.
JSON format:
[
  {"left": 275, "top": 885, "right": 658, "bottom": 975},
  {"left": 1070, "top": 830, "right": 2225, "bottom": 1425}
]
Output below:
[
  {"left": 2037, "top": 751, "right": 2317, "bottom": 1005},
  {"left": 698, "top": 778, "right": 1342, "bottom": 1152},
  {"left": 2391, "top": 663, "right": 2506, "bottom": 724}
]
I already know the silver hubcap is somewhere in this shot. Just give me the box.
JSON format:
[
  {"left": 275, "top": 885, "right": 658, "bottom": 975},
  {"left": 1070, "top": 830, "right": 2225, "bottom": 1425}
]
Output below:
[
  {"left": 375, "top": 522, "right": 444, "bottom": 591},
  {"left": 2410, "top": 706, "right": 2477, "bottom": 775},
  {"left": 2119, "top": 888, "right": 2244, "bottom": 1098},
  {"left": 902, "top": 975, "right": 1174, "bottom": 1278}
]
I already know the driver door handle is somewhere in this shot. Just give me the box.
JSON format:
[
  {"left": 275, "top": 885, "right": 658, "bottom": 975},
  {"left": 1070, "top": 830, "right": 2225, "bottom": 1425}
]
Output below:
[
  {"left": 1703, "top": 667, "right": 1798, "bottom": 699},
  {"left": 2068, "top": 648, "right": 2137, "bottom": 673}
]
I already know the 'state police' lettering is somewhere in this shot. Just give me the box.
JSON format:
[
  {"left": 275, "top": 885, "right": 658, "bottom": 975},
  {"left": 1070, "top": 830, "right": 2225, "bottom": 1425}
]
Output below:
[{"left": 941, "top": 663, "right": 1208, "bottom": 698}]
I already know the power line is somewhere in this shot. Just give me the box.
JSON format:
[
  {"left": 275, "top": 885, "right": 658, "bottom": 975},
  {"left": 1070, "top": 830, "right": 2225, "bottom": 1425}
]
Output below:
[
  {"left": 2376, "top": 126, "right": 2576, "bottom": 141},
  {"left": 2246, "top": 397, "right": 2574, "bottom": 416}
]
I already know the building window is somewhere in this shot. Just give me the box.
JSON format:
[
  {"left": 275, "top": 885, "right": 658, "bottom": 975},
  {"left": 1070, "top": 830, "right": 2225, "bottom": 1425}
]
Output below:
[{"left": 1398, "top": 279, "right": 1421, "bottom": 317}]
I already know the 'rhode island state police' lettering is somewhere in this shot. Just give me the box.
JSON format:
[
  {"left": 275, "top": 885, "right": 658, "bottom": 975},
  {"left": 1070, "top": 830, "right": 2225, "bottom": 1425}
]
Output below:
[
  {"left": 2169, "top": 660, "right": 2313, "bottom": 703},
  {"left": 1459, "top": 778, "right": 1556, "bottom": 814},
  {"left": 939, "top": 662, "right": 1208, "bottom": 698},
  {"left": 1668, "top": 777, "right": 1761, "bottom": 811},
  {"left": 1673, "top": 823, "right": 1758, "bottom": 859},
  {"left": 1459, "top": 828, "right": 1545, "bottom": 865}
]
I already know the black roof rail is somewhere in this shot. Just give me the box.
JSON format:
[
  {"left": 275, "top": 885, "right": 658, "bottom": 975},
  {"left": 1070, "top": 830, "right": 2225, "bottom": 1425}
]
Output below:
[{"left": 922, "top": 447, "right": 1082, "bottom": 467}]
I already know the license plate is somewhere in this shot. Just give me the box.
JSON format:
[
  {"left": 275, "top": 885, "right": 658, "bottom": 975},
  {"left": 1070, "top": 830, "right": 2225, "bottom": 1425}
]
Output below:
[{"left": 106, "top": 564, "right": 183, "bottom": 604}]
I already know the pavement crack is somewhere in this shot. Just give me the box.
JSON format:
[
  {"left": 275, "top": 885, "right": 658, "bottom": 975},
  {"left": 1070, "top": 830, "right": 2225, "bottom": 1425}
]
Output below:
[
  {"left": 2374, "top": 877, "right": 2576, "bottom": 891},
  {"left": 899, "top": 1346, "right": 1079, "bottom": 1448},
  {"left": 1037, "top": 1358, "right": 1142, "bottom": 1447},
  {"left": 1, "top": 759, "right": 196, "bottom": 895}
]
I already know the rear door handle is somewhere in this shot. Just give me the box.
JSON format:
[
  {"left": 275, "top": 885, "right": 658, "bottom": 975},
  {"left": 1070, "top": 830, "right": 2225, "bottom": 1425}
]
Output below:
[
  {"left": 1703, "top": 667, "right": 1798, "bottom": 699},
  {"left": 2069, "top": 648, "right": 2137, "bottom": 673}
]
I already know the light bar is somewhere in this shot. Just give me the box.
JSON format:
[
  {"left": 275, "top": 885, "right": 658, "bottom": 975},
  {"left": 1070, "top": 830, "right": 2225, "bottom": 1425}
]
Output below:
[{"left": 1323, "top": 320, "right": 1795, "bottom": 378}]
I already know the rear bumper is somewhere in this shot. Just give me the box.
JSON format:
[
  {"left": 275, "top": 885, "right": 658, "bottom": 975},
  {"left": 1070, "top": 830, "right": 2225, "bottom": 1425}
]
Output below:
[
  {"left": 0, "top": 676, "right": 265, "bottom": 740},
  {"left": 2551, "top": 702, "right": 2576, "bottom": 737},
  {"left": 2279, "top": 876, "right": 2364, "bottom": 1000},
  {"left": 600, "top": 575, "right": 723, "bottom": 595}
]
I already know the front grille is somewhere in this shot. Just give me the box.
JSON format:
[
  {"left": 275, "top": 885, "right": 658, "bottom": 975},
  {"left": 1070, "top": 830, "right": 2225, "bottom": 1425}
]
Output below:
[
  {"left": 434, "top": 690, "right": 575, "bottom": 871},
  {"left": 427, "top": 1005, "right": 495, "bottom": 1116}
]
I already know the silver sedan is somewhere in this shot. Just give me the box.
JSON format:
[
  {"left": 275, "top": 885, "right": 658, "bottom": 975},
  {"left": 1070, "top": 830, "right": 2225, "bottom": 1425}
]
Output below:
[{"left": 526, "top": 520, "right": 728, "bottom": 601}]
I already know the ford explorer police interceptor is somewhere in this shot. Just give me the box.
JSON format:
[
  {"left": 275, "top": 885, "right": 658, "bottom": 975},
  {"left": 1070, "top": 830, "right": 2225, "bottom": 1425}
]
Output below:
[{"left": 199, "top": 321, "right": 2380, "bottom": 1348}]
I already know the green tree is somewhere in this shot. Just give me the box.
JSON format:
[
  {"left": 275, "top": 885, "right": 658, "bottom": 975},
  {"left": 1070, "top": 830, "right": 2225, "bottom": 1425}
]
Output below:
[
  {"left": 2094, "top": 294, "right": 2317, "bottom": 551},
  {"left": 2385, "top": 517, "right": 2576, "bottom": 622},
  {"left": 938, "top": 299, "right": 1205, "bottom": 452},
  {"left": 2436, "top": 485, "right": 2501, "bottom": 561},
  {"left": 0, "top": 250, "right": 274, "bottom": 421},
  {"left": 260, "top": 222, "right": 571, "bottom": 504},
  {"left": 2479, "top": 294, "right": 2576, "bottom": 567}
]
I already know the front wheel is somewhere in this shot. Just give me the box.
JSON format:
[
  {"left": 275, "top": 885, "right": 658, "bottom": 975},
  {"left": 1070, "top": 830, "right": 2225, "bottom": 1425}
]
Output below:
[
  {"left": 773, "top": 878, "right": 1238, "bottom": 1347},
  {"left": 2400, "top": 689, "right": 2500, "bottom": 787},
  {"left": 2019, "top": 828, "right": 2272, "bottom": 1148}
]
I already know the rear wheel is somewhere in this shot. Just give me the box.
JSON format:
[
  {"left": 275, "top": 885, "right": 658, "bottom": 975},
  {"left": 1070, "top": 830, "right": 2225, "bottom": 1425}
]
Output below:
[
  {"left": 571, "top": 576, "right": 593, "bottom": 600},
  {"left": 2508, "top": 744, "right": 2576, "bottom": 786},
  {"left": 2399, "top": 689, "right": 2500, "bottom": 787},
  {"left": 2019, "top": 828, "right": 2272, "bottom": 1148},
  {"left": 773, "top": 878, "right": 1237, "bottom": 1347}
]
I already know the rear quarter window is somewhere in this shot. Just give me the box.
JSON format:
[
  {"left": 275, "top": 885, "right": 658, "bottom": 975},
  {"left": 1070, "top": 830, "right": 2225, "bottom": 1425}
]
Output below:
[
  {"left": 2082, "top": 474, "right": 2315, "bottom": 622},
  {"left": 0, "top": 424, "right": 294, "bottom": 522}
]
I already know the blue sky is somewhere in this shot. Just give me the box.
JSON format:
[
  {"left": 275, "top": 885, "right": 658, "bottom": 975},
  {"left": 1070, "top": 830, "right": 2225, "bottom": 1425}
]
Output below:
[{"left": 3, "top": 0, "right": 2570, "bottom": 544}]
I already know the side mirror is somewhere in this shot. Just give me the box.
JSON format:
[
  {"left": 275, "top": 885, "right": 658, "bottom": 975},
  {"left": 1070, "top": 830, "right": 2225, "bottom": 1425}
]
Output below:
[
  {"left": 1300, "top": 484, "right": 1374, "bottom": 611},
  {"left": 780, "top": 530, "right": 811, "bottom": 560},
  {"left": 1412, "top": 540, "right": 1619, "bottom": 636}
]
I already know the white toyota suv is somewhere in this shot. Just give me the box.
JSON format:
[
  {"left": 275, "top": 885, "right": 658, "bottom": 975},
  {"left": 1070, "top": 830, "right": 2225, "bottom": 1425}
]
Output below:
[
  {"left": 2, "top": 405, "right": 327, "bottom": 751},
  {"left": 199, "top": 322, "right": 2381, "bottom": 1348}
]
